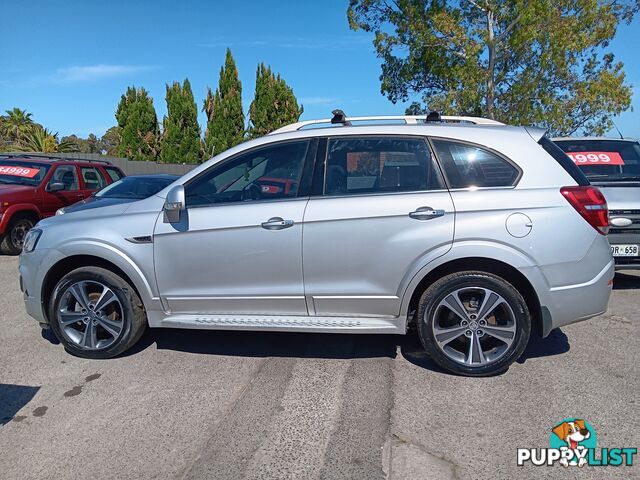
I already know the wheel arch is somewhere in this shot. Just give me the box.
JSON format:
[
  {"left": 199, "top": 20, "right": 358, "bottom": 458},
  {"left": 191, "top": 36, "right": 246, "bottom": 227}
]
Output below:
[
  {"left": 404, "top": 257, "right": 543, "bottom": 337},
  {"left": 41, "top": 254, "right": 149, "bottom": 324},
  {"left": 0, "top": 204, "right": 41, "bottom": 233}
]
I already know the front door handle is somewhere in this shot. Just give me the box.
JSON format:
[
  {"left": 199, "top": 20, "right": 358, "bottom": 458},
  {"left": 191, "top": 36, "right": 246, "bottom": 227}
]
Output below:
[
  {"left": 409, "top": 206, "right": 445, "bottom": 220},
  {"left": 261, "top": 217, "right": 294, "bottom": 230}
]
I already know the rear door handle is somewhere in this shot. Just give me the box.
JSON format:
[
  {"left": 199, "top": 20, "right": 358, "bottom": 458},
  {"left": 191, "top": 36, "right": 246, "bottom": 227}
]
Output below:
[
  {"left": 409, "top": 206, "right": 445, "bottom": 220},
  {"left": 261, "top": 217, "right": 294, "bottom": 230}
]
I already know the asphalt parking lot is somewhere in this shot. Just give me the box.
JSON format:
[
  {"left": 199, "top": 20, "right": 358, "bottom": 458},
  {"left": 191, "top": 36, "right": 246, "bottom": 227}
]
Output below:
[{"left": 0, "top": 255, "right": 638, "bottom": 479}]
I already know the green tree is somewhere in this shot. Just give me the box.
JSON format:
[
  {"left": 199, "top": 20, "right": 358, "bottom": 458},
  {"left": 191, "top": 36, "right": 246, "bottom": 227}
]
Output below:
[
  {"left": 348, "top": 0, "right": 638, "bottom": 135},
  {"left": 160, "top": 79, "right": 202, "bottom": 164},
  {"left": 248, "top": 63, "right": 304, "bottom": 138},
  {"left": 17, "top": 126, "right": 78, "bottom": 153},
  {"left": 100, "top": 126, "right": 121, "bottom": 156},
  {"left": 203, "top": 49, "right": 245, "bottom": 157},
  {"left": 115, "top": 86, "right": 159, "bottom": 161},
  {"left": 1, "top": 107, "right": 35, "bottom": 144}
]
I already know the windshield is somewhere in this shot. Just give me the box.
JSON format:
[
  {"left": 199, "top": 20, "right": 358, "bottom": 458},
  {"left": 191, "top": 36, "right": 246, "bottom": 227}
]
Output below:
[
  {"left": 554, "top": 139, "right": 640, "bottom": 183},
  {"left": 0, "top": 160, "right": 50, "bottom": 186},
  {"left": 95, "top": 176, "right": 176, "bottom": 199}
]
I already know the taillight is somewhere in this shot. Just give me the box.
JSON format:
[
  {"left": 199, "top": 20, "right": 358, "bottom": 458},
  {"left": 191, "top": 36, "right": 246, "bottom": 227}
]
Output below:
[{"left": 560, "top": 186, "right": 609, "bottom": 235}]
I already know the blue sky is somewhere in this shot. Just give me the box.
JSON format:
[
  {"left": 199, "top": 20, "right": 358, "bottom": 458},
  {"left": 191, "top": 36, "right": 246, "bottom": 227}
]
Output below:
[{"left": 1, "top": 0, "right": 638, "bottom": 139}]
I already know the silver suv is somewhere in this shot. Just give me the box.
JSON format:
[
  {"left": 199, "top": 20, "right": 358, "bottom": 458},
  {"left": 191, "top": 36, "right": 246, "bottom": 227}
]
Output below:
[{"left": 19, "top": 114, "right": 614, "bottom": 376}]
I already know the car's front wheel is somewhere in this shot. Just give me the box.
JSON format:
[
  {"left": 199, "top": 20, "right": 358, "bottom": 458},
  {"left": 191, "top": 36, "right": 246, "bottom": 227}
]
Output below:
[
  {"left": 49, "top": 267, "right": 146, "bottom": 359},
  {"left": 417, "top": 271, "right": 531, "bottom": 376},
  {"left": 0, "top": 216, "right": 35, "bottom": 255}
]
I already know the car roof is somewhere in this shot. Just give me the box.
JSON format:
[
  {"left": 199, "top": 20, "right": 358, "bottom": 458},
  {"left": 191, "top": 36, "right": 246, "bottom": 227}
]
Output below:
[{"left": 0, "top": 154, "right": 115, "bottom": 166}]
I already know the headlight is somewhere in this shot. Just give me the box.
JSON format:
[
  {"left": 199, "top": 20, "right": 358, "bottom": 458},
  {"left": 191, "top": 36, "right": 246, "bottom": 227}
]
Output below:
[
  {"left": 22, "top": 228, "right": 42, "bottom": 253},
  {"left": 55, "top": 208, "right": 65, "bottom": 215}
]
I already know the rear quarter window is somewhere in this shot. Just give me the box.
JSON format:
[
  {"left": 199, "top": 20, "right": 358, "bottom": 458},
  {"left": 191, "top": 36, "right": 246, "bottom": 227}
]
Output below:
[
  {"left": 105, "top": 167, "right": 125, "bottom": 182},
  {"left": 431, "top": 139, "right": 520, "bottom": 189}
]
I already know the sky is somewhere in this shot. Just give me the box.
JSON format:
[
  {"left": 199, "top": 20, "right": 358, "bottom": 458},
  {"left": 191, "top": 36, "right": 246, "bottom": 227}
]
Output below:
[{"left": 1, "top": 0, "right": 638, "bottom": 139}]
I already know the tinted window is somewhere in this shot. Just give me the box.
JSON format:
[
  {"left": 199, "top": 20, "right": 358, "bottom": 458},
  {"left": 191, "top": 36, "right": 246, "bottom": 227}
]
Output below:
[
  {"left": 81, "top": 167, "right": 107, "bottom": 190},
  {"left": 554, "top": 139, "right": 640, "bottom": 183},
  {"left": 96, "top": 176, "right": 177, "bottom": 199},
  {"left": 186, "top": 140, "right": 309, "bottom": 207},
  {"left": 105, "top": 167, "right": 124, "bottom": 182},
  {"left": 324, "top": 137, "right": 443, "bottom": 195},
  {"left": 432, "top": 140, "right": 519, "bottom": 189},
  {"left": 51, "top": 165, "right": 79, "bottom": 191}
]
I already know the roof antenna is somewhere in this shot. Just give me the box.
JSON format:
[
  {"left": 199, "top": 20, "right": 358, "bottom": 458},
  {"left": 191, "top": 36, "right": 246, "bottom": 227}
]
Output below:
[
  {"left": 331, "top": 109, "right": 351, "bottom": 125},
  {"left": 426, "top": 111, "right": 442, "bottom": 122},
  {"left": 611, "top": 120, "right": 624, "bottom": 139}
]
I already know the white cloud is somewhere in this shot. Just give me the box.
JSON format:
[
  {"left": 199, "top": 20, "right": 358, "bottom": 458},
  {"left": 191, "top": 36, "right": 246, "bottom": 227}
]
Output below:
[
  {"left": 35, "top": 64, "right": 153, "bottom": 84},
  {"left": 299, "top": 96, "right": 340, "bottom": 106}
]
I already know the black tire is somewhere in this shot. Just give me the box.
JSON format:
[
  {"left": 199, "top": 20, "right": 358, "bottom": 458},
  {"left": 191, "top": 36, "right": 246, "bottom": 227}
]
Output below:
[
  {"left": 416, "top": 271, "right": 531, "bottom": 377},
  {"left": 48, "top": 267, "right": 147, "bottom": 359},
  {"left": 0, "top": 215, "right": 35, "bottom": 255}
]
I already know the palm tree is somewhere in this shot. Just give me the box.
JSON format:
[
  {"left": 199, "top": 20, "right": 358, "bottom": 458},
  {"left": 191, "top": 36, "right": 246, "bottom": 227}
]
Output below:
[
  {"left": 17, "top": 125, "right": 78, "bottom": 153},
  {"left": 1, "top": 107, "right": 34, "bottom": 143}
]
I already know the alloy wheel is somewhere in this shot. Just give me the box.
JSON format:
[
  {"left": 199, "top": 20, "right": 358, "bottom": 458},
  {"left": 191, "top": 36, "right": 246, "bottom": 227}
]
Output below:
[
  {"left": 56, "top": 280, "right": 125, "bottom": 350},
  {"left": 10, "top": 219, "right": 32, "bottom": 250},
  {"left": 429, "top": 287, "right": 517, "bottom": 366}
]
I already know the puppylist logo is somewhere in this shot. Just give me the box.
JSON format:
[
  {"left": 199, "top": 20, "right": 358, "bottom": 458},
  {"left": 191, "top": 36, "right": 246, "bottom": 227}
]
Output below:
[{"left": 517, "top": 418, "right": 637, "bottom": 468}]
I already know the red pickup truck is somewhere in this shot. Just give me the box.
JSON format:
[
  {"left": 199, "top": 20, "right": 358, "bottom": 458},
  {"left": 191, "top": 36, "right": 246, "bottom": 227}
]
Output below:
[{"left": 0, "top": 155, "right": 125, "bottom": 254}]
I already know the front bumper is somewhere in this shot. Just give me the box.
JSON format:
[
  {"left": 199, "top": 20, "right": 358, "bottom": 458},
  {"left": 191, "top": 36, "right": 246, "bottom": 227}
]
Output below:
[{"left": 19, "top": 247, "right": 62, "bottom": 325}]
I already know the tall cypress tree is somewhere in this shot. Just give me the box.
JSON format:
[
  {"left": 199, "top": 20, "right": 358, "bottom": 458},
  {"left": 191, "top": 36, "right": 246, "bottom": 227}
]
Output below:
[
  {"left": 115, "top": 86, "right": 159, "bottom": 162},
  {"left": 248, "top": 64, "right": 303, "bottom": 138},
  {"left": 160, "top": 79, "right": 202, "bottom": 164},
  {"left": 203, "top": 49, "right": 244, "bottom": 158}
]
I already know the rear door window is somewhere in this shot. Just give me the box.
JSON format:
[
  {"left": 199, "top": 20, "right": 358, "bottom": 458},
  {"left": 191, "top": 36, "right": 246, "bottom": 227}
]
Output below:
[
  {"left": 431, "top": 139, "right": 520, "bottom": 189},
  {"left": 324, "top": 136, "right": 444, "bottom": 195}
]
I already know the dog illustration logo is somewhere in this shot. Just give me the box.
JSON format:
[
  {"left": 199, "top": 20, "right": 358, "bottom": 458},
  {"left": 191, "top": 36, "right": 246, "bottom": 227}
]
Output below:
[{"left": 550, "top": 418, "right": 596, "bottom": 467}]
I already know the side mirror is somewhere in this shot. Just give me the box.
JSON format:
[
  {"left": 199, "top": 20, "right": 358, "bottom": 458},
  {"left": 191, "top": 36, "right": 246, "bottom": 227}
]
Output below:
[
  {"left": 46, "top": 182, "right": 65, "bottom": 192},
  {"left": 163, "top": 185, "right": 185, "bottom": 223}
]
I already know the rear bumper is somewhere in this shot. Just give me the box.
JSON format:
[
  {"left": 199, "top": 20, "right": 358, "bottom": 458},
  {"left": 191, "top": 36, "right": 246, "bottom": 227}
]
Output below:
[{"left": 540, "top": 258, "right": 614, "bottom": 336}]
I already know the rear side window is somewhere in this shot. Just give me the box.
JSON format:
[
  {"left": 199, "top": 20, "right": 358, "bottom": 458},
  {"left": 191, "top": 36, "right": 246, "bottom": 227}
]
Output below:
[
  {"left": 105, "top": 167, "right": 124, "bottom": 182},
  {"left": 324, "top": 137, "right": 444, "bottom": 195},
  {"left": 431, "top": 139, "right": 520, "bottom": 189},
  {"left": 539, "top": 137, "right": 589, "bottom": 186},
  {"left": 81, "top": 166, "right": 107, "bottom": 190}
]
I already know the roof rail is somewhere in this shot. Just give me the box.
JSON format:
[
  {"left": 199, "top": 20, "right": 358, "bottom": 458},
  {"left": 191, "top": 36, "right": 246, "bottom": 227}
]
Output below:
[
  {"left": 0, "top": 152, "right": 113, "bottom": 165},
  {"left": 270, "top": 114, "right": 504, "bottom": 134}
]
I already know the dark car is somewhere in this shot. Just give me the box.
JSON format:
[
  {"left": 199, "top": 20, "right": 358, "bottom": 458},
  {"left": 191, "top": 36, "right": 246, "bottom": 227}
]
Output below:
[
  {"left": 553, "top": 137, "right": 640, "bottom": 269},
  {"left": 0, "top": 155, "right": 124, "bottom": 254},
  {"left": 56, "top": 174, "right": 179, "bottom": 215}
]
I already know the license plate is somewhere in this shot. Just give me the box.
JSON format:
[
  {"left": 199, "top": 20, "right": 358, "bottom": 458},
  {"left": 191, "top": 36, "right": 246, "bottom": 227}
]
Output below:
[{"left": 611, "top": 244, "right": 639, "bottom": 257}]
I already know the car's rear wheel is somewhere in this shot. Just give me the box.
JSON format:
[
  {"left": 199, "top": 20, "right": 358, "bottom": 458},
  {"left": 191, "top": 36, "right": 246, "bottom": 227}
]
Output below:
[
  {"left": 417, "top": 271, "right": 530, "bottom": 376},
  {"left": 49, "top": 267, "right": 146, "bottom": 359},
  {"left": 0, "top": 216, "right": 34, "bottom": 255}
]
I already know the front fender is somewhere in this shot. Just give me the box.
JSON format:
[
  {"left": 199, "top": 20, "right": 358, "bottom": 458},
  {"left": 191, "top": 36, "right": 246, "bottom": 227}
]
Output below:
[{"left": 51, "top": 240, "right": 159, "bottom": 310}]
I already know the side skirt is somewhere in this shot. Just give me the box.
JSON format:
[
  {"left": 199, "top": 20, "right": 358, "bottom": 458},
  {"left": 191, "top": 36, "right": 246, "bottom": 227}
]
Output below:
[{"left": 149, "top": 312, "right": 406, "bottom": 335}]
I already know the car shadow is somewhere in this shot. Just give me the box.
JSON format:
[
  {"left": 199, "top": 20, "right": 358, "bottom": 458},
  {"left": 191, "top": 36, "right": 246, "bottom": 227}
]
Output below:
[
  {"left": 123, "top": 324, "right": 570, "bottom": 377},
  {"left": 0, "top": 384, "right": 40, "bottom": 425},
  {"left": 613, "top": 270, "right": 640, "bottom": 290},
  {"left": 126, "top": 327, "right": 400, "bottom": 361}
]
